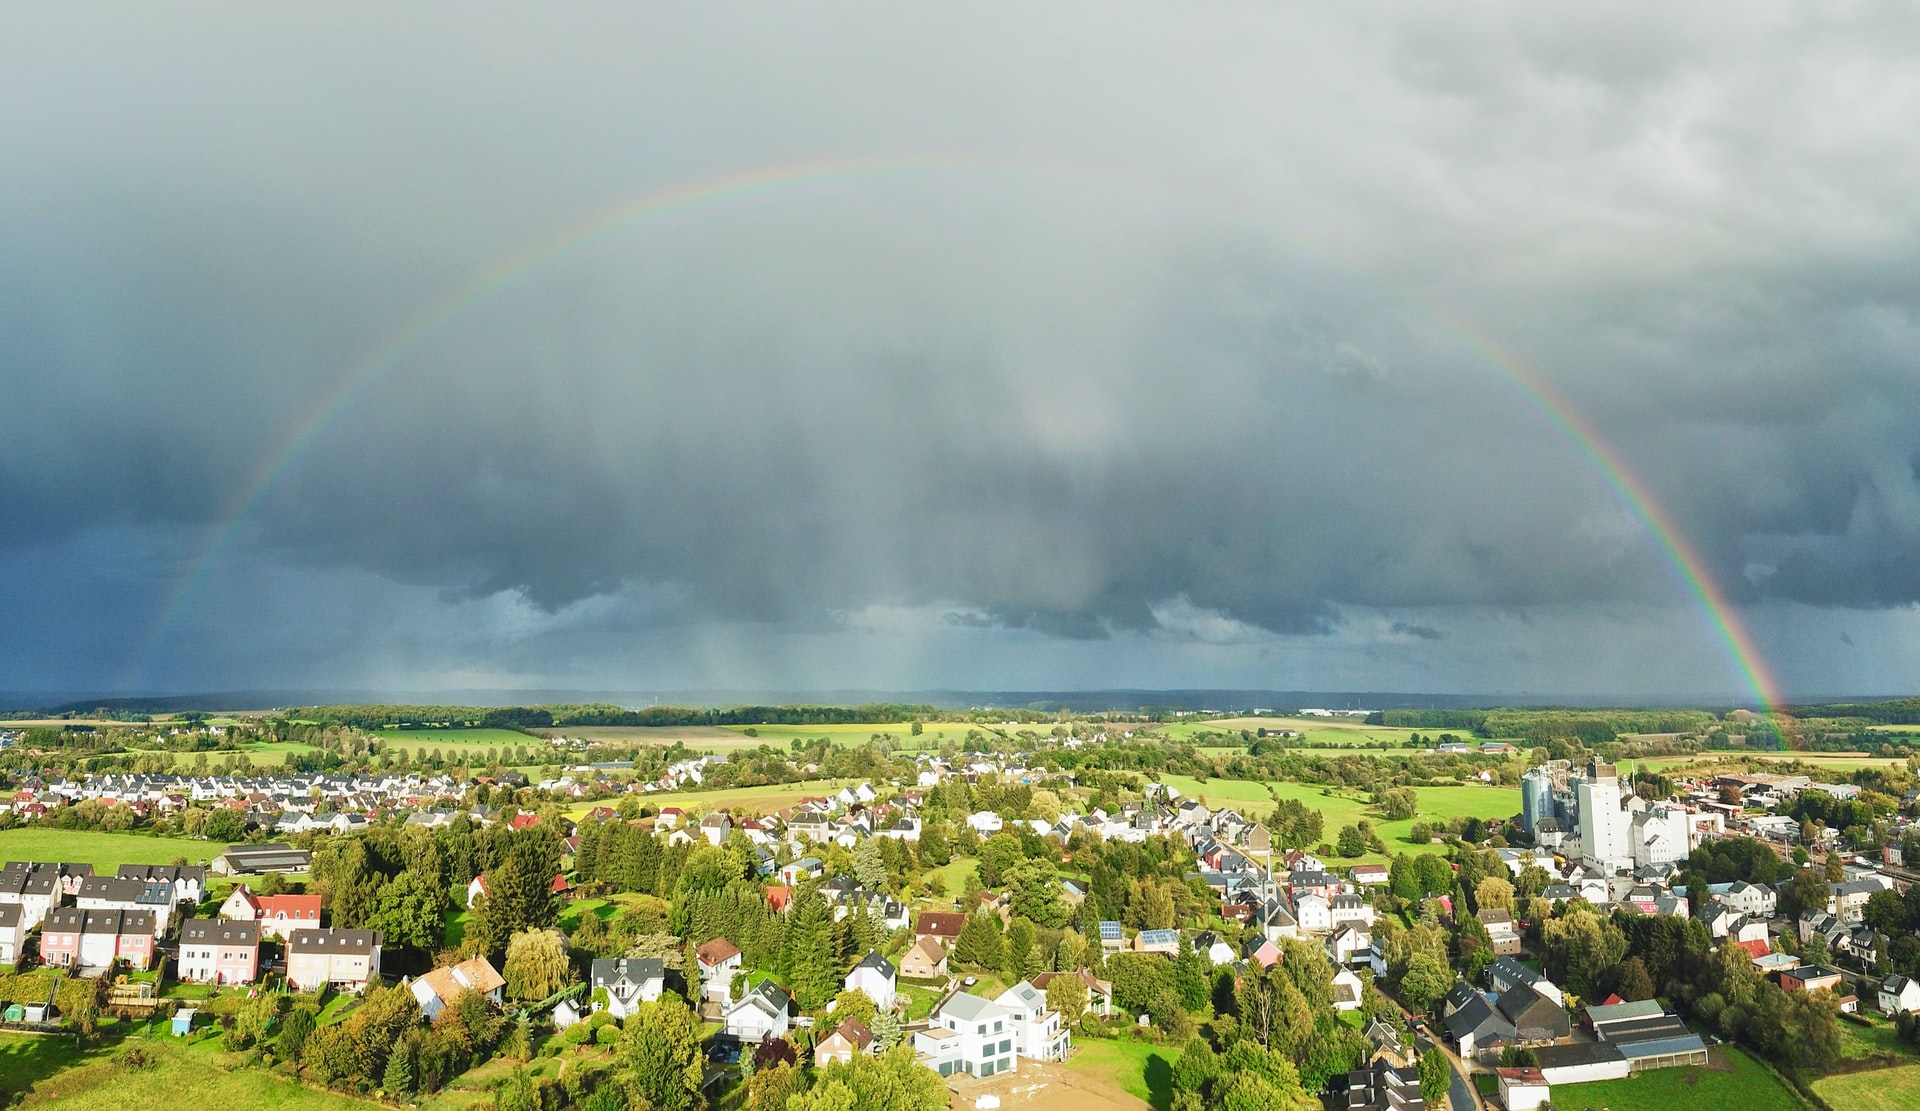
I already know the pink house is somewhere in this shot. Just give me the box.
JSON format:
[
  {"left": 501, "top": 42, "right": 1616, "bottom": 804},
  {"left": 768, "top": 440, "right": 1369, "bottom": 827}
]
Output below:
[
  {"left": 177, "top": 917, "right": 261, "bottom": 984},
  {"left": 40, "top": 908, "right": 155, "bottom": 970},
  {"left": 219, "top": 886, "right": 322, "bottom": 940}
]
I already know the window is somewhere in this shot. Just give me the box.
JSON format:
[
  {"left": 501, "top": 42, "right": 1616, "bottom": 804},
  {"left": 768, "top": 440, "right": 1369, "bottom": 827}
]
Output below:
[
  {"left": 1000, "top": 1039, "right": 1011, "bottom": 1054},
  {"left": 994, "top": 1020, "right": 1002, "bottom": 1032}
]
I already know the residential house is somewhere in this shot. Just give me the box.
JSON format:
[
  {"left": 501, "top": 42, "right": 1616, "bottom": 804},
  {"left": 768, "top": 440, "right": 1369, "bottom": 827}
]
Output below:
[
  {"left": 914, "top": 992, "right": 1017, "bottom": 1078},
  {"left": 1487, "top": 957, "right": 1564, "bottom": 1006},
  {"left": 40, "top": 908, "right": 156, "bottom": 971},
  {"left": 0, "top": 863, "right": 61, "bottom": 931},
  {"left": 1781, "top": 965, "right": 1845, "bottom": 994},
  {"left": 0, "top": 904, "right": 23, "bottom": 965},
  {"left": 695, "top": 938, "right": 743, "bottom": 1003},
  {"left": 699, "top": 812, "right": 732, "bottom": 847},
  {"left": 1132, "top": 929, "right": 1180, "bottom": 956},
  {"left": 1293, "top": 892, "right": 1331, "bottom": 934},
  {"left": 116, "top": 864, "right": 205, "bottom": 905},
  {"left": 591, "top": 957, "right": 665, "bottom": 1019},
  {"left": 411, "top": 956, "right": 507, "bottom": 1020},
  {"left": 900, "top": 936, "right": 948, "bottom": 980},
  {"left": 995, "top": 979, "right": 1070, "bottom": 1062},
  {"left": 1031, "top": 970, "right": 1113, "bottom": 1017},
  {"left": 1331, "top": 967, "right": 1365, "bottom": 1012},
  {"left": 724, "top": 980, "right": 792, "bottom": 1043},
  {"left": 76, "top": 876, "right": 176, "bottom": 938},
  {"left": 815, "top": 1017, "right": 875, "bottom": 1067},
  {"left": 1478, "top": 909, "right": 1523, "bottom": 956},
  {"left": 1879, "top": 975, "right": 1920, "bottom": 1015},
  {"left": 845, "top": 951, "right": 897, "bottom": 1011},
  {"left": 1443, "top": 983, "right": 1515, "bottom": 1057},
  {"left": 1343, "top": 1056, "right": 1428, "bottom": 1111},
  {"left": 176, "top": 918, "right": 261, "bottom": 984},
  {"left": 1194, "top": 930, "right": 1236, "bottom": 966},
  {"left": 219, "top": 887, "right": 323, "bottom": 940},
  {"left": 914, "top": 912, "right": 966, "bottom": 949},
  {"left": 1097, "top": 920, "right": 1127, "bottom": 951},
  {"left": 286, "top": 928, "right": 383, "bottom": 993}
]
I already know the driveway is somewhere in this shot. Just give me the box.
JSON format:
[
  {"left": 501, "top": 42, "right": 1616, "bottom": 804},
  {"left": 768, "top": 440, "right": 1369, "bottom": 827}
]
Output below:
[{"left": 1415, "top": 1031, "right": 1480, "bottom": 1111}]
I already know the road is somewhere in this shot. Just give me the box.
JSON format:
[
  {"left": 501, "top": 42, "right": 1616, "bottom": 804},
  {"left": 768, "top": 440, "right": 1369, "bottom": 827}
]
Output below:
[{"left": 1416, "top": 1030, "right": 1480, "bottom": 1111}]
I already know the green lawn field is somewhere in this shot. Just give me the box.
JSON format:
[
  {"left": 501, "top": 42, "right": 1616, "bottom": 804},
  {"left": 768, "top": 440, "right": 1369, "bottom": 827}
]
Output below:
[
  {"left": 1065, "top": 1037, "right": 1171, "bottom": 1110},
  {"left": 0, "top": 828, "right": 212, "bottom": 869},
  {"left": 1815, "top": 1062, "right": 1920, "bottom": 1111},
  {"left": 1552, "top": 1046, "right": 1798, "bottom": 1111},
  {"left": 378, "top": 726, "right": 546, "bottom": 747},
  {"left": 0, "top": 1032, "right": 373, "bottom": 1109}
]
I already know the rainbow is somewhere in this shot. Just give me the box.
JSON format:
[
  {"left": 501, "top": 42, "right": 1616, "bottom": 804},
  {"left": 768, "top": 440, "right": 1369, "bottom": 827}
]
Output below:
[{"left": 121, "top": 153, "right": 1786, "bottom": 713}]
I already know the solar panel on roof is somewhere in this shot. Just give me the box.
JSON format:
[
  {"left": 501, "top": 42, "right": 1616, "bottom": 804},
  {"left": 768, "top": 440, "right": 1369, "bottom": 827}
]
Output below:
[{"left": 1098, "top": 921, "right": 1122, "bottom": 939}]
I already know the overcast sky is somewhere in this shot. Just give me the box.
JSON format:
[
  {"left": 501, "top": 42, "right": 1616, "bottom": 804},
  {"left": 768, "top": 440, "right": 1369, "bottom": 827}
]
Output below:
[{"left": 3, "top": 3, "right": 1917, "bottom": 702}]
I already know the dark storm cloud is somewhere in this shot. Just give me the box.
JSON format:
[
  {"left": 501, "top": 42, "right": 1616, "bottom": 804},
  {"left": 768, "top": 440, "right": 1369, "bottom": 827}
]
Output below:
[{"left": 1, "top": 1, "right": 1917, "bottom": 695}]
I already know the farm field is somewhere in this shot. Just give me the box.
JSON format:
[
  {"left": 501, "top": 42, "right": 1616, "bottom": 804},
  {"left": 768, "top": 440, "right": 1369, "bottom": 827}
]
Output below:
[
  {"left": 719, "top": 722, "right": 981, "bottom": 748},
  {"left": 1159, "top": 774, "right": 1518, "bottom": 861},
  {"left": 0, "top": 1032, "right": 373, "bottom": 1109},
  {"left": 1620, "top": 752, "right": 1908, "bottom": 773},
  {"left": 1153, "top": 715, "right": 1430, "bottom": 747},
  {"left": 564, "top": 777, "right": 867, "bottom": 818},
  {"left": 0, "top": 828, "right": 212, "bottom": 869},
  {"left": 1550, "top": 1046, "right": 1798, "bottom": 1111},
  {"left": 377, "top": 726, "right": 545, "bottom": 747},
  {"left": 1814, "top": 1062, "right": 1920, "bottom": 1111}
]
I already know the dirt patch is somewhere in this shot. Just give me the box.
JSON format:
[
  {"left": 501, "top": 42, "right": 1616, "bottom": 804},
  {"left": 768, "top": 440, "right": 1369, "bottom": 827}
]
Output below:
[{"left": 946, "top": 1059, "right": 1149, "bottom": 1111}]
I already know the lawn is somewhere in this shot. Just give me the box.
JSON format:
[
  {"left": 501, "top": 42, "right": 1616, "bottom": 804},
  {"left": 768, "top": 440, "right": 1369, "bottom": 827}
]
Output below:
[
  {"left": 1065, "top": 1037, "right": 1173, "bottom": 1110},
  {"left": 0, "top": 1032, "right": 375, "bottom": 1109},
  {"left": 1815, "top": 1062, "right": 1920, "bottom": 1111},
  {"left": 0, "top": 828, "right": 212, "bottom": 869},
  {"left": 922, "top": 856, "right": 980, "bottom": 900},
  {"left": 1259, "top": 780, "right": 1520, "bottom": 863},
  {"left": 378, "top": 727, "right": 549, "bottom": 749},
  {"left": 1552, "top": 1046, "right": 1799, "bottom": 1111},
  {"left": 1159, "top": 774, "right": 1274, "bottom": 807}
]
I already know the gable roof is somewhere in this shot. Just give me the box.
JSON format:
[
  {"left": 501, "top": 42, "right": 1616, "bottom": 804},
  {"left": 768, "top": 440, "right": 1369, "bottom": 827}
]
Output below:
[{"left": 696, "top": 938, "right": 741, "bottom": 966}]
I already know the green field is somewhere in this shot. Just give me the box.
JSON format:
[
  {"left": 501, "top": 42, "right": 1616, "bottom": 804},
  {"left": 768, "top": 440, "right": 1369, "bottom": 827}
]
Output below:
[
  {"left": 1159, "top": 774, "right": 1518, "bottom": 862},
  {"left": 564, "top": 777, "right": 867, "bottom": 818},
  {"left": 0, "top": 1032, "right": 372, "bottom": 1109},
  {"left": 378, "top": 727, "right": 546, "bottom": 747},
  {"left": 1065, "top": 1037, "right": 1171, "bottom": 1110},
  {"left": 0, "top": 828, "right": 211, "bottom": 869},
  {"left": 1815, "top": 1062, "right": 1920, "bottom": 1111},
  {"left": 1552, "top": 1046, "right": 1798, "bottom": 1111},
  {"left": 1152, "top": 715, "right": 1430, "bottom": 748}
]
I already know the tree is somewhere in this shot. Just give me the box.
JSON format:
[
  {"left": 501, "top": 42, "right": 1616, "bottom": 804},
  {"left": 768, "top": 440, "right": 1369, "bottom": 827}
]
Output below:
[
  {"left": 369, "top": 869, "right": 445, "bottom": 952},
  {"left": 954, "top": 911, "right": 1004, "bottom": 969},
  {"left": 743, "top": 1060, "right": 807, "bottom": 1111},
  {"left": 204, "top": 808, "right": 246, "bottom": 843},
  {"left": 1336, "top": 826, "right": 1367, "bottom": 858},
  {"left": 1474, "top": 876, "right": 1514, "bottom": 911},
  {"left": 1864, "top": 889, "right": 1908, "bottom": 935},
  {"left": 854, "top": 838, "right": 889, "bottom": 889},
  {"left": 1397, "top": 951, "right": 1453, "bottom": 1014},
  {"left": 789, "top": 1045, "right": 949, "bottom": 1111},
  {"left": 830, "top": 989, "right": 878, "bottom": 1030},
  {"left": 1046, "top": 972, "right": 1089, "bottom": 1028},
  {"left": 382, "top": 1043, "right": 416, "bottom": 1097},
  {"left": 469, "top": 831, "right": 561, "bottom": 958},
  {"left": 1418, "top": 1050, "right": 1450, "bottom": 1105},
  {"left": 1375, "top": 787, "right": 1419, "bottom": 822},
  {"left": 616, "top": 996, "right": 705, "bottom": 1111},
  {"left": 1613, "top": 956, "right": 1655, "bottom": 1002},
  {"left": 503, "top": 929, "right": 570, "bottom": 1002}
]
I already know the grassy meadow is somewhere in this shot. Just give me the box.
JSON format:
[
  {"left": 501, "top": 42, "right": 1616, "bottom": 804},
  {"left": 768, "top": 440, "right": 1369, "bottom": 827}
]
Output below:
[
  {"left": 1814, "top": 1062, "right": 1920, "bottom": 1111},
  {"left": 0, "top": 1032, "right": 374, "bottom": 1110},
  {"left": 1158, "top": 774, "right": 1520, "bottom": 863},
  {"left": 1153, "top": 715, "right": 1430, "bottom": 747},
  {"left": 0, "top": 828, "right": 212, "bottom": 869},
  {"left": 1549, "top": 1046, "right": 1798, "bottom": 1111},
  {"left": 1064, "top": 1037, "right": 1171, "bottom": 1110},
  {"left": 564, "top": 777, "right": 868, "bottom": 819}
]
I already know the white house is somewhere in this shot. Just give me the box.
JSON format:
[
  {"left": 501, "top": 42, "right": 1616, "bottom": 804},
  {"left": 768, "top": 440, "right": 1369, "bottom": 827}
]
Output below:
[
  {"left": 995, "top": 980, "right": 1070, "bottom": 1062},
  {"left": 1294, "top": 892, "right": 1331, "bottom": 934},
  {"left": 696, "top": 938, "right": 743, "bottom": 1003},
  {"left": 1880, "top": 974, "right": 1920, "bottom": 1015},
  {"left": 967, "top": 811, "right": 1004, "bottom": 835},
  {"left": 591, "top": 957, "right": 665, "bottom": 1019},
  {"left": 725, "top": 980, "right": 792, "bottom": 1043},
  {"left": 1331, "top": 967, "right": 1365, "bottom": 1012},
  {"left": 915, "top": 992, "right": 1018, "bottom": 1078},
  {"left": 410, "top": 956, "right": 506, "bottom": 1020},
  {"left": 844, "top": 951, "right": 897, "bottom": 1012},
  {"left": 0, "top": 904, "right": 26, "bottom": 964}
]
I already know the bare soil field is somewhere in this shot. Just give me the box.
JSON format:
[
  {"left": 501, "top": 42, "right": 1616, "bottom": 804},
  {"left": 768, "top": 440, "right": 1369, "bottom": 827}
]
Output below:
[{"left": 947, "top": 1058, "right": 1149, "bottom": 1111}]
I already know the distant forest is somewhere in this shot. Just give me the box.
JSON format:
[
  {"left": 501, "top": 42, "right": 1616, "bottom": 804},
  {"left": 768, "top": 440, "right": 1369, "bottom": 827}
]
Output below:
[{"left": 291, "top": 702, "right": 940, "bottom": 731}]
